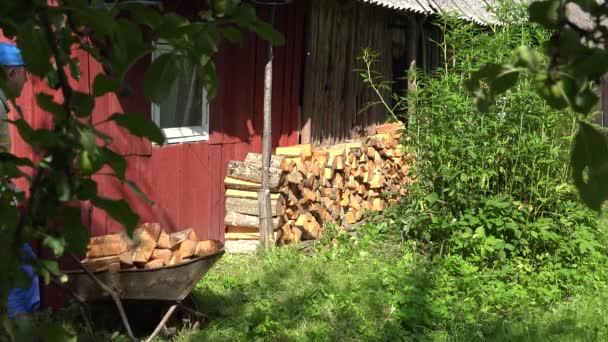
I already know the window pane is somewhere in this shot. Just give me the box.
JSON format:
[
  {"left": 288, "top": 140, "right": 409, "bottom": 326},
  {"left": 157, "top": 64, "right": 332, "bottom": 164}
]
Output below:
[{"left": 158, "top": 58, "right": 204, "bottom": 129}]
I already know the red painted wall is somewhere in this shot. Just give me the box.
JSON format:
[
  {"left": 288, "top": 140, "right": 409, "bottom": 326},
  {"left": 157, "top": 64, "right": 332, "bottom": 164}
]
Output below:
[{"left": 2, "top": 1, "right": 305, "bottom": 309}]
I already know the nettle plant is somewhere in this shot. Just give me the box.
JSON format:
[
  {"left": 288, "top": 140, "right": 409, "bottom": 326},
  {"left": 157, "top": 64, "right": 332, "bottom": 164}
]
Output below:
[
  {"left": 363, "top": 10, "right": 607, "bottom": 268},
  {"left": 0, "top": 0, "right": 281, "bottom": 334}
]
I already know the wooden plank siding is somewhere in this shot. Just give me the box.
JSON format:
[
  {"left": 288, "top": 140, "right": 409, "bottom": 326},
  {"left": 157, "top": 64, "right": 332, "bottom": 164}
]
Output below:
[{"left": 301, "top": 0, "right": 394, "bottom": 147}]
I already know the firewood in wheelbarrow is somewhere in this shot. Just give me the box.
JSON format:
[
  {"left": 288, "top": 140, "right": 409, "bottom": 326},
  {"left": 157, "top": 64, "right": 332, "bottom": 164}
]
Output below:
[
  {"left": 179, "top": 240, "right": 198, "bottom": 259},
  {"left": 194, "top": 240, "right": 222, "bottom": 258},
  {"left": 131, "top": 228, "right": 158, "bottom": 264},
  {"left": 157, "top": 231, "right": 172, "bottom": 249},
  {"left": 139, "top": 222, "right": 162, "bottom": 241},
  {"left": 86, "top": 233, "right": 130, "bottom": 258},
  {"left": 81, "top": 255, "right": 121, "bottom": 272},
  {"left": 169, "top": 249, "right": 182, "bottom": 265},
  {"left": 169, "top": 228, "right": 198, "bottom": 248},
  {"left": 151, "top": 249, "right": 172, "bottom": 265},
  {"left": 144, "top": 259, "right": 164, "bottom": 269}
]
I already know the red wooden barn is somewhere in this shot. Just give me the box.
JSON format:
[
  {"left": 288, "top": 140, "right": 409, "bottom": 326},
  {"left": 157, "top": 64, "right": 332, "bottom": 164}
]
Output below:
[{"left": 1, "top": 0, "right": 498, "bottom": 308}]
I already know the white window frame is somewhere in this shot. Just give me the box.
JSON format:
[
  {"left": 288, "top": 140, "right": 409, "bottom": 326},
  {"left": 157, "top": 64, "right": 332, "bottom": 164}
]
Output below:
[{"left": 151, "top": 42, "right": 210, "bottom": 144}]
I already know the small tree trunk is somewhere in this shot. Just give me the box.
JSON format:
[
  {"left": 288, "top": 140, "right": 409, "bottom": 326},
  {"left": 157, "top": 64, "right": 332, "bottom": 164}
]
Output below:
[{"left": 259, "top": 5, "right": 277, "bottom": 250}]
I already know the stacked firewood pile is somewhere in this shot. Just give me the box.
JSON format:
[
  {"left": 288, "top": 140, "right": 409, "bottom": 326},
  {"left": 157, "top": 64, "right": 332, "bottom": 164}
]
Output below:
[
  {"left": 224, "top": 122, "right": 412, "bottom": 245},
  {"left": 81, "top": 223, "right": 223, "bottom": 272}
]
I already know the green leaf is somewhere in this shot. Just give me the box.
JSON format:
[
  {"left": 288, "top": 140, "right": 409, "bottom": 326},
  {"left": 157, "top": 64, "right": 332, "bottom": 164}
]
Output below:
[
  {"left": 143, "top": 53, "right": 181, "bottom": 104},
  {"left": 10, "top": 119, "right": 60, "bottom": 149},
  {"left": 529, "top": 0, "right": 560, "bottom": 29},
  {"left": 61, "top": 206, "right": 89, "bottom": 255},
  {"left": 17, "top": 27, "right": 52, "bottom": 77},
  {"left": 252, "top": 20, "right": 285, "bottom": 46},
  {"left": 124, "top": 179, "right": 153, "bottom": 205},
  {"left": 92, "top": 74, "right": 121, "bottom": 97},
  {"left": 91, "top": 196, "right": 139, "bottom": 234},
  {"left": 70, "top": 92, "right": 95, "bottom": 117},
  {"left": 77, "top": 178, "right": 98, "bottom": 200},
  {"left": 571, "top": 121, "right": 608, "bottom": 211},
  {"left": 42, "top": 234, "right": 66, "bottom": 257},
  {"left": 223, "top": 27, "right": 243, "bottom": 43},
  {"left": 35, "top": 260, "right": 62, "bottom": 285},
  {"left": 107, "top": 112, "right": 165, "bottom": 145},
  {"left": 515, "top": 46, "right": 541, "bottom": 72},
  {"left": 56, "top": 176, "right": 71, "bottom": 202},
  {"left": 36, "top": 322, "right": 77, "bottom": 342},
  {"left": 77, "top": 149, "right": 104, "bottom": 175},
  {"left": 101, "top": 147, "right": 127, "bottom": 179},
  {"left": 68, "top": 57, "right": 81, "bottom": 81},
  {"left": 79, "top": 128, "right": 97, "bottom": 152},
  {"left": 36, "top": 93, "right": 66, "bottom": 120}
]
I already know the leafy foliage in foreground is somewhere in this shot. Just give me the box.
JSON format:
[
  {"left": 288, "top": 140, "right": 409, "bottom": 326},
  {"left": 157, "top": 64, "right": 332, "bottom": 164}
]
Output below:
[
  {"left": 0, "top": 0, "right": 281, "bottom": 339},
  {"left": 467, "top": 0, "right": 608, "bottom": 210}
]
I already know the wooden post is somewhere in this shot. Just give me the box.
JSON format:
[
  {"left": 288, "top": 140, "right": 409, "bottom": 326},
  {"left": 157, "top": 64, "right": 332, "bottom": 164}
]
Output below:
[{"left": 259, "top": 5, "right": 277, "bottom": 250}]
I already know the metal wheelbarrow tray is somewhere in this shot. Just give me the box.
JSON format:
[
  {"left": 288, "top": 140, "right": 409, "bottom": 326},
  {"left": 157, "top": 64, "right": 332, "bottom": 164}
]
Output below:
[
  {"left": 63, "top": 248, "right": 225, "bottom": 341},
  {"left": 65, "top": 250, "right": 225, "bottom": 302}
]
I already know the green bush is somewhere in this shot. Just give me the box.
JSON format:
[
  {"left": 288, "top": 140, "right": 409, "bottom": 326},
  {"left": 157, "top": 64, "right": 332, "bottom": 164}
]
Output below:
[{"left": 362, "top": 4, "right": 608, "bottom": 334}]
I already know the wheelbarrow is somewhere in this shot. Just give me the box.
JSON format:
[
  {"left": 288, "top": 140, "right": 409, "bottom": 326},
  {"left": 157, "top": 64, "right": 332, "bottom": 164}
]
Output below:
[{"left": 63, "top": 244, "right": 225, "bottom": 341}]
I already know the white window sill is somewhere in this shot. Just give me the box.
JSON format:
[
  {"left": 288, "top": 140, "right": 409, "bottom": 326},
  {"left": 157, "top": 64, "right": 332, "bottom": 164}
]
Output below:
[{"left": 154, "top": 127, "right": 209, "bottom": 146}]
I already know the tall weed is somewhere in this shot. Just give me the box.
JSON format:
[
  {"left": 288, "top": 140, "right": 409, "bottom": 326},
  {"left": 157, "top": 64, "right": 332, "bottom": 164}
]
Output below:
[{"left": 362, "top": 3, "right": 608, "bottom": 333}]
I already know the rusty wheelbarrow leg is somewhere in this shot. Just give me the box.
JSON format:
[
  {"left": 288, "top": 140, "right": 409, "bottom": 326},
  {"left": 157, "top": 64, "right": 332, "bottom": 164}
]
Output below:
[{"left": 144, "top": 304, "right": 179, "bottom": 342}]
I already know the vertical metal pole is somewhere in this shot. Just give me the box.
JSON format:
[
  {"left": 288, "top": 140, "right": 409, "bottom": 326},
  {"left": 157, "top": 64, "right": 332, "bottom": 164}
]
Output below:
[{"left": 259, "top": 5, "right": 277, "bottom": 249}]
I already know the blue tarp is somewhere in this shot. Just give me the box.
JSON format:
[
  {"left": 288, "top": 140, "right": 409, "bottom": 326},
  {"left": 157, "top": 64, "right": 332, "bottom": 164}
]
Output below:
[{"left": 7, "top": 244, "right": 40, "bottom": 317}]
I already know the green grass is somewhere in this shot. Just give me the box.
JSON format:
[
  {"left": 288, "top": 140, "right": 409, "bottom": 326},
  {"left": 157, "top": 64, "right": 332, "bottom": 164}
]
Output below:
[{"left": 37, "top": 228, "right": 608, "bottom": 341}]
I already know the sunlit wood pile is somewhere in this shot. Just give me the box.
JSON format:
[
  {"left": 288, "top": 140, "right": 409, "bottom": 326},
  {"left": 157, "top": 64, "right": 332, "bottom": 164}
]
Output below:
[
  {"left": 81, "top": 223, "right": 223, "bottom": 271},
  {"left": 224, "top": 122, "right": 413, "bottom": 245}
]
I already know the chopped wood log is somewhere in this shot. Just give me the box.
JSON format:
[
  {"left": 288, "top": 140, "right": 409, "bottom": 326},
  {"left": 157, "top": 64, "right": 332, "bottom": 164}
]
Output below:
[
  {"left": 88, "top": 233, "right": 129, "bottom": 247},
  {"left": 280, "top": 158, "right": 295, "bottom": 172},
  {"left": 369, "top": 173, "right": 384, "bottom": 189},
  {"left": 226, "top": 189, "right": 281, "bottom": 200},
  {"left": 151, "top": 249, "right": 172, "bottom": 265},
  {"left": 244, "top": 153, "right": 284, "bottom": 169},
  {"left": 157, "top": 231, "right": 171, "bottom": 249},
  {"left": 119, "top": 252, "right": 133, "bottom": 267},
  {"left": 86, "top": 242, "right": 129, "bottom": 259},
  {"left": 139, "top": 223, "right": 161, "bottom": 242},
  {"left": 226, "top": 197, "right": 282, "bottom": 217},
  {"left": 195, "top": 240, "right": 222, "bottom": 257},
  {"left": 291, "top": 227, "right": 302, "bottom": 243},
  {"left": 274, "top": 144, "right": 312, "bottom": 158},
  {"left": 224, "top": 177, "right": 280, "bottom": 191},
  {"left": 180, "top": 240, "right": 198, "bottom": 259},
  {"left": 225, "top": 211, "right": 279, "bottom": 229},
  {"left": 375, "top": 121, "right": 405, "bottom": 134},
  {"left": 226, "top": 161, "right": 283, "bottom": 189},
  {"left": 169, "top": 249, "right": 182, "bottom": 265},
  {"left": 312, "top": 151, "right": 329, "bottom": 165},
  {"left": 145, "top": 259, "right": 164, "bottom": 269},
  {"left": 286, "top": 171, "right": 304, "bottom": 185},
  {"left": 81, "top": 255, "right": 122, "bottom": 272},
  {"left": 332, "top": 155, "right": 344, "bottom": 171},
  {"left": 372, "top": 198, "right": 387, "bottom": 211},
  {"left": 169, "top": 228, "right": 197, "bottom": 248},
  {"left": 225, "top": 227, "right": 279, "bottom": 240},
  {"left": 132, "top": 239, "right": 156, "bottom": 264}
]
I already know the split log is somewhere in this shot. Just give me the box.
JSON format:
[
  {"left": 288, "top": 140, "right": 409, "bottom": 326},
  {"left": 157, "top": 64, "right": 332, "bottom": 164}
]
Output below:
[
  {"left": 145, "top": 259, "right": 164, "bottom": 269},
  {"left": 151, "top": 249, "right": 172, "bottom": 265},
  {"left": 157, "top": 231, "right": 172, "bottom": 249},
  {"left": 226, "top": 197, "right": 282, "bottom": 216},
  {"left": 244, "top": 153, "right": 285, "bottom": 169},
  {"left": 169, "top": 228, "right": 198, "bottom": 248},
  {"left": 180, "top": 240, "right": 198, "bottom": 259},
  {"left": 224, "top": 211, "right": 279, "bottom": 229},
  {"left": 225, "top": 189, "right": 281, "bottom": 200},
  {"left": 195, "top": 240, "right": 222, "bottom": 257},
  {"left": 226, "top": 161, "right": 283, "bottom": 189}
]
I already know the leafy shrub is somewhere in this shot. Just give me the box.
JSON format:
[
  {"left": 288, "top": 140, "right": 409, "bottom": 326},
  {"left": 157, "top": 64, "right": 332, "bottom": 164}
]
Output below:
[{"left": 362, "top": 3, "right": 608, "bottom": 334}]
